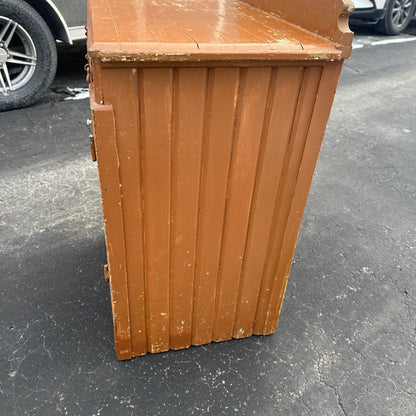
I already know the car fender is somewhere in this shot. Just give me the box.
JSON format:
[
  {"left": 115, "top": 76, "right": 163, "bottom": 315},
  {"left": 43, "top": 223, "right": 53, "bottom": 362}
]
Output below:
[
  {"left": 24, "top": 0, "right": 72, "bottom": 44},
  {"left": 354, "top": 0, "right": 387, "bottom": 9},
  {"left": 374, "top": 0, "right": 387, "bottom": 8}
]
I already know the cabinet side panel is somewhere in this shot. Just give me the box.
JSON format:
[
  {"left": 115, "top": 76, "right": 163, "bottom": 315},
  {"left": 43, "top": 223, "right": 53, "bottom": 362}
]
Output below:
[{"left": 100, "top": 68, "right": 147, "bottom": 357}]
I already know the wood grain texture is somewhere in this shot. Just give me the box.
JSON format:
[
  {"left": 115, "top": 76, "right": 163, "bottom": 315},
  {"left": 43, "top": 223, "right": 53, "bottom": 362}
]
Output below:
[
  {"left": 191, "top": 68, "right": 240, "bottom": 346},
  {"left": 139, "top": 68, "right": 173, "bottom": 354},
  {"left": 212, "top": 67, "right": 272, "bottom": 342},
  {"left": 91, "top": 102, "right": 132, "bottom": 360},
  {"left": 263, "top": 62, "right": 343, "bottom": 334},
  {"left": 87, "top": 0, "right": 348, "bottom": 62},
  {"left": 253, "top": 66, "right": 324, "bottom": 334},
  {"left": 99, "top": 68, "right": 147, "bottom": 357},
  {"left": 242, "top": 0, "right": 354, "bottom": 52},
  {"left": 170, "top": 68, "right": 208, "bottom": 350},
  {"left": 233, "top": 66, "right": 304, "bottom": 338}
]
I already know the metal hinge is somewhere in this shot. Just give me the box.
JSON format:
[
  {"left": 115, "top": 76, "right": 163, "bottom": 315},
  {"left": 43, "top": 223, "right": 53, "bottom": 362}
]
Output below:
[
  {"left": 89, "top": 135, "right": 97, "bottom": 161},
  {"left": 84, "top": 53, "right": 93, "bottom": 84}
]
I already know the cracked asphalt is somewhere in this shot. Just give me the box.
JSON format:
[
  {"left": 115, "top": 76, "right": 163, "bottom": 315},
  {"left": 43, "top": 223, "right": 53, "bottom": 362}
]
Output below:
[{"left": 0, "top": 22, "right": 415, "bottom": 416}]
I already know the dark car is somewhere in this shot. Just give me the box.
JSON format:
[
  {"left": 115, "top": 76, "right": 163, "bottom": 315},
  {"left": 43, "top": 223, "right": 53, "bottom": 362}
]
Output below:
[
  {"left": 0, "top": 0, "right": 86, "bottom": 111},
  {"left": 352, "top": 0, "right": 416, "bottom": 35}
]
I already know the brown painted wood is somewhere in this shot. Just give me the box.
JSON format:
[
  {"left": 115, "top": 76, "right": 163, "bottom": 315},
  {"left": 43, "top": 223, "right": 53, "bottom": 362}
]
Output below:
[
  {"left": 233, "top": 66, "right": 303, "bottom": 338},
  {"left": 212, "top": 67, "right": 272, "bottom": 342},
  {"left": 87, "top": 0, "right": 353, "bottom": 63},
  {"left": 170, "top": 68, "right": 208, "bottom": 350},
  {"left": 88, "top": 0, "right": 352, "bottom": 359},
  {"left": 90, "top": 100, "right": 132, "bottom": 360},
  {"left": 192, "top": 68, "right": 240, "bottom": 346},
  {"left": 243, "top": 0, "right": 355, "bottom": 56},
  {"left": 139, "top": 68, "right": 173, "bottom": 354},
  {"left": 99, "top": 68, "right": 147, "bottom": 357},
  {"left": 262, "top": 62, "right": 344, "bottom": 334},
  {"left": 253, "top": 66, "right": 324, "bottom": 334}
]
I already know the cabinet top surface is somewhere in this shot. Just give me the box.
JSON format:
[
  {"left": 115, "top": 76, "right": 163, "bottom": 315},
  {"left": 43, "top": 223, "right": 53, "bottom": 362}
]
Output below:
[{"left": 87, "top": 0, "right": 345, "bottom": 63}]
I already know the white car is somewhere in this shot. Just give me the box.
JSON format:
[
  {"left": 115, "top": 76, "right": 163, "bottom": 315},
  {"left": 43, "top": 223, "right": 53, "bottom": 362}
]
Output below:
[
  {"left": 352, "top": 0, "right": 416, "bottom": 35},
  {"left": 0, "top": 0, "right": 86, "bottom": 111}
]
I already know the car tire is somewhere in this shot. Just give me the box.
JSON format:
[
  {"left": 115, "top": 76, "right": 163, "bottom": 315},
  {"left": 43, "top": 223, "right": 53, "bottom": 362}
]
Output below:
[
  {"left": 0, "top": 0, "right": 57, "bottom": 111},
  {"left": 376, "top": 0, "right": 416, "bottom": 35}
]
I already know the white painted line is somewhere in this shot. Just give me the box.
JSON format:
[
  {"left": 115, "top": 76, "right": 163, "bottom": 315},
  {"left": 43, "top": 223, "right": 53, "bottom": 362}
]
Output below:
[
  {"left": 353, "top": 36, "right": 416, "bottom": 49},
  {"left": 370, "top": 37, "right": 416, "bottom": 46},
  {"left": 64, "top": 87, "right": 89, "bottom": 100}
]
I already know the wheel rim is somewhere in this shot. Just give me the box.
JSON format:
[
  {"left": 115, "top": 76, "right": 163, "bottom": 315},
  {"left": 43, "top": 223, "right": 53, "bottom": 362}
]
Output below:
[
  {"left": 391, "top": 0, "right": 413, "bottom": 28},
  {"left": 0, "top": 16, "right": 37, "bottom": 96}
]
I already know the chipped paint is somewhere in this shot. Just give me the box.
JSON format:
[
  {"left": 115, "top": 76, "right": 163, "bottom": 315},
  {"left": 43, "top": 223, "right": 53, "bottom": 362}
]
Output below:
[{"left": 88, "top": 0, "right": 352, "bottom": 360}]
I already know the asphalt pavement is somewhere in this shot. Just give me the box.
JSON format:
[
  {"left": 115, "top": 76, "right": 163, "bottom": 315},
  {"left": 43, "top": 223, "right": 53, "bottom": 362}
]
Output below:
[{"left": 1, "top": 22, "right": 415, "bottom": 416}]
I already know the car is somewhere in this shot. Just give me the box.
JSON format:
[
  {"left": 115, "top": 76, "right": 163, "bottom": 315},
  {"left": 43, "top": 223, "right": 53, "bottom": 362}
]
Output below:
[
  {"left": 352, "top": 0, "right": 416, "bottom": 35},
  {"left": 0, "top": 0, "right": 86, "bottom": 111}
]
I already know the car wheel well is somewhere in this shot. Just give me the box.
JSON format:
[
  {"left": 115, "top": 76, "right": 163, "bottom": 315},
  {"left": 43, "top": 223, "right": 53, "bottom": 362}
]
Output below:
[
  {"left": 377, "top": 0, "right": 416, "bottom": 34},
  {"left": 23, "top": 0, "right": 71, "bottom": 43}
]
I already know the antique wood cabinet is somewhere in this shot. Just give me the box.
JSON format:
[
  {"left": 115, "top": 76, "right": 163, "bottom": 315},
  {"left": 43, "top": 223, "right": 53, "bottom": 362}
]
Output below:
[{"left": 87, "top": 0, "right": 354, "bottom": 360}]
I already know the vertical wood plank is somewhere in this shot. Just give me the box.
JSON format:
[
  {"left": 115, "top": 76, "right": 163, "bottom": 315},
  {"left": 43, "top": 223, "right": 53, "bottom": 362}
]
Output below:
[
  {"left": 100, "top": 68, "right": 148, "bottom": 357},
  {"left": 212, "top": 67, "right": 272, "bottom": 342},
  {"left": 233, "top": 67, "right": 304, "bottom": 338},
  {"left": 264, "top": 62, "right": 343, "bottom": 333},
  {"left": 91, "top": 102, "right": 132, "bottom": 360},
  {"left": 192, "top": 68, "right": 240, "bottom": 346},
  {"left": 102, "top": 68, "right": 147, "bottom": 356},
  {"left": 139, "top": 68, "right": 173, "bottom": 353},
  {"left": 253, "top": 66, "right": 323, "bottom": 334},
  {"left": 170, "top": 68, "right": 208, "bottom": 350}
]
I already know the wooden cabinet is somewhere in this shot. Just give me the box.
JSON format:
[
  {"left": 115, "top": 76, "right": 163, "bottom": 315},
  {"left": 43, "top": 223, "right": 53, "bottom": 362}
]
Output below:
[{"left": 87, "top": 0, "right": 354, "bottom": 360}]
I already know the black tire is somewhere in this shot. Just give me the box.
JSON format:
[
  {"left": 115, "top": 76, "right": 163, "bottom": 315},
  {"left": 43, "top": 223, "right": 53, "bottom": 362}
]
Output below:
[
  {"left": 376, "top": 0, "right": 416, "bottom": 35},
  {"left": 0, "top": 0, "right": 57, "bottom": 111}
]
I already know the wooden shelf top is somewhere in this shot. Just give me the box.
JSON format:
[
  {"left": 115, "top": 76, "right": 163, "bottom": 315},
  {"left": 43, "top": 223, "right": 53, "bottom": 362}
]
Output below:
[{"left": 87, "top": 0, "right": 351, "bottom": 63}]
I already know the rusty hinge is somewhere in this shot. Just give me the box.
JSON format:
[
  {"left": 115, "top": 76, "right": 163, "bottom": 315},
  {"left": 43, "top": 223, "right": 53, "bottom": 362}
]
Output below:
[
  {"left": 85, "top": 54, "right": 93, "bottom": 84},
  {"left": 89, "top": 135, "right": 97, "bottom": 161},
  {"left": 104, "top": 264, "right": 109, "bottom": 283},
  {"left": 85, "top": 64, "right": 92, "bottom": 83}
]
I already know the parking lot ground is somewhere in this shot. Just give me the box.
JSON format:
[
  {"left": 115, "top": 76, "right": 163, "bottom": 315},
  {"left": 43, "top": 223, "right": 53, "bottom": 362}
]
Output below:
[{"left": 1, "top": 23, "right": 415, "bottom": 416}]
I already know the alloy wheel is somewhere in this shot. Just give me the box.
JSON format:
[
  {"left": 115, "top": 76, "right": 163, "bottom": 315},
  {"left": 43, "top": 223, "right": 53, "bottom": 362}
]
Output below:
[{"left": 0, "top": 17, "right": 37, "bottom": 96}]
